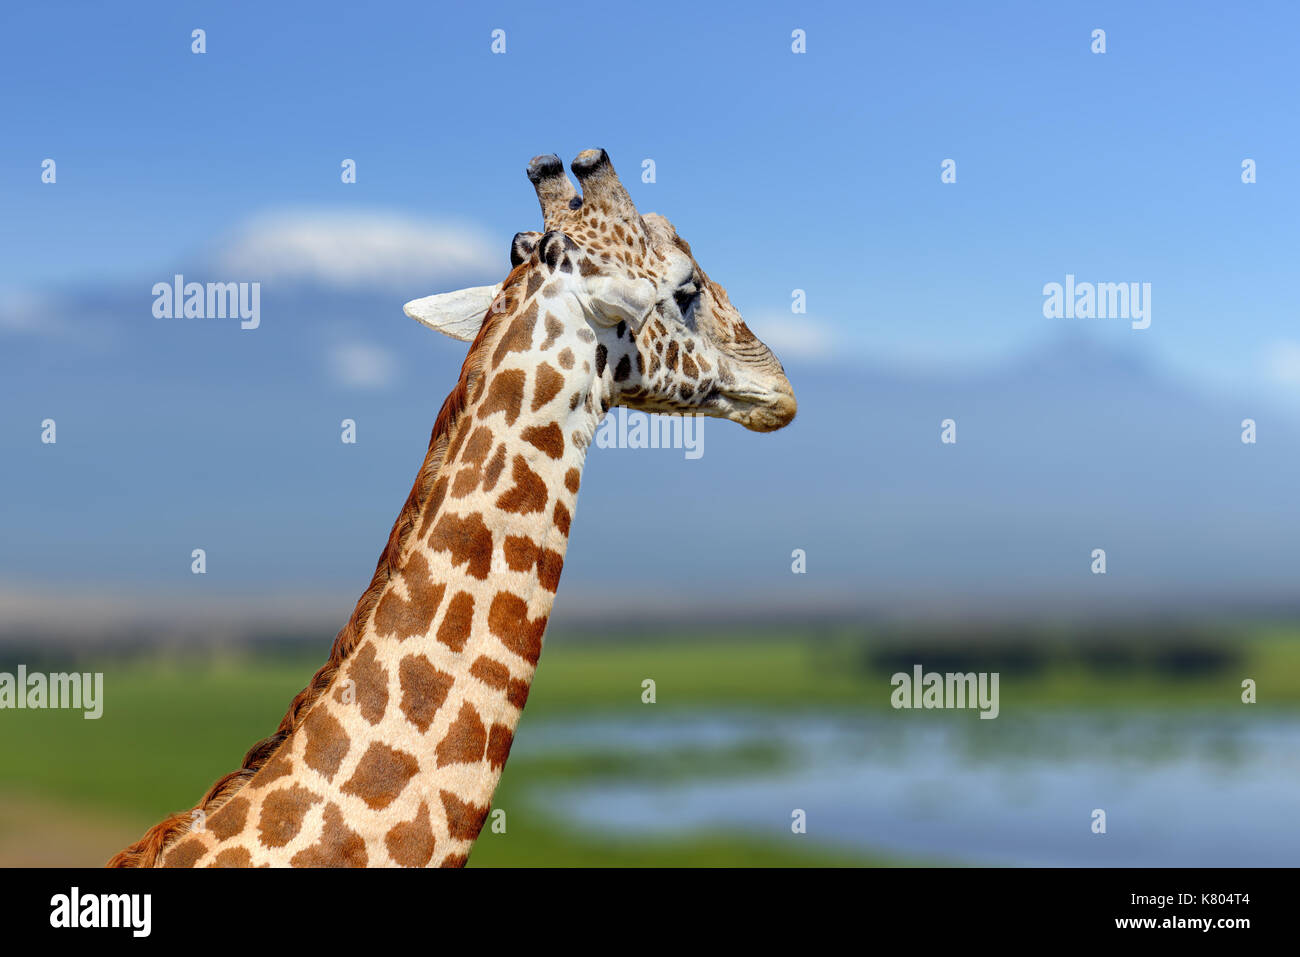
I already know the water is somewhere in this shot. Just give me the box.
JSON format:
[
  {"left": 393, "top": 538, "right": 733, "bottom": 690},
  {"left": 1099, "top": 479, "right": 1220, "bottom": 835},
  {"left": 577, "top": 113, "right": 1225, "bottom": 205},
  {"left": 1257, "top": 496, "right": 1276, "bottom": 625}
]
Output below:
[{"left": 520, "top": 711, "right": 1300, "bottom": 866}]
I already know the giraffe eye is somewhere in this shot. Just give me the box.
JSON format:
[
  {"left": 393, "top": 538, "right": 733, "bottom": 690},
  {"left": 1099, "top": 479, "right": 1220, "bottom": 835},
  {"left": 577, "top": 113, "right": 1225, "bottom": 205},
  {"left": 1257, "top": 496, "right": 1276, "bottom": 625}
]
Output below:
[{"left": 673, "top": 281, "right": 699, "bottom": 314}]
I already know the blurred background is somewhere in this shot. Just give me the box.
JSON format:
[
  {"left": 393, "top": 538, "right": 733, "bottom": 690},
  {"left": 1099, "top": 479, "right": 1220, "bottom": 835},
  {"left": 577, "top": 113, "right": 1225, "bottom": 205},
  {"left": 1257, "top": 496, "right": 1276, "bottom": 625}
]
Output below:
[{"left": 1, "top": 1, "right": 1297, "bottom": 866}]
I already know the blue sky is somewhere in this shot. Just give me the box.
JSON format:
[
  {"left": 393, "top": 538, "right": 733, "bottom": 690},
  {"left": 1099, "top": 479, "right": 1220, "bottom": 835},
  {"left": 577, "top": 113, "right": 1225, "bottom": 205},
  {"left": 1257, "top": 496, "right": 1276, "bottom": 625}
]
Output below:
[
  {"left": 2, "top": 2, "right": 1298, "bottom": 618},
  {"left": 3, "top": 1, "right": 1297, "bottom": 392}
]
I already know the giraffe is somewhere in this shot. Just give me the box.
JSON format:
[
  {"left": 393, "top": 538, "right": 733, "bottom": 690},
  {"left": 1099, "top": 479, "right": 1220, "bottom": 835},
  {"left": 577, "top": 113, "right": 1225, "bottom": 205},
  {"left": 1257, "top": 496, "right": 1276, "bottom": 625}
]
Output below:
[{"left": 108, "top": 150, "right": 797, "bottom": 868}]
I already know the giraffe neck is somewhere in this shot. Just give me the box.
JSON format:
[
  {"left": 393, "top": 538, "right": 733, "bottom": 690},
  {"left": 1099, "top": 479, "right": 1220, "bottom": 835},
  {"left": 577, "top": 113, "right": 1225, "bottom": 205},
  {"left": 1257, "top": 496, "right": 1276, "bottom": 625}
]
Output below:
[{"left": 154, "top": 266, "right": 608, "bottom": 867}]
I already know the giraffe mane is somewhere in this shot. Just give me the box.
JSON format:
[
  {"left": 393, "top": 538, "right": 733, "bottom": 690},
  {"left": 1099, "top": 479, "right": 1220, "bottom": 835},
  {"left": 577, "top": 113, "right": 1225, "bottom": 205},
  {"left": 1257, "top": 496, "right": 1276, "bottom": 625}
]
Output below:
[{"left": 107, "top": 265, "right": 529, "bottom": 868}]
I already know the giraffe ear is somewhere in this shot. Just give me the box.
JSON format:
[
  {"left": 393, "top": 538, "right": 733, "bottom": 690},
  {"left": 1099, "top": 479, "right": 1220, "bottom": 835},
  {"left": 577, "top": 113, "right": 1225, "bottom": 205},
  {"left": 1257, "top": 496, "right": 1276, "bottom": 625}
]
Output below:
[
  {"left": 585, "top": 276, "right": 656, "bottom": 333},
  {"left": 403, "top": 283, "right": 502, "bottom": 342},
  {"left": 510, "top": 231, "right": 542, "bottom": 266}
]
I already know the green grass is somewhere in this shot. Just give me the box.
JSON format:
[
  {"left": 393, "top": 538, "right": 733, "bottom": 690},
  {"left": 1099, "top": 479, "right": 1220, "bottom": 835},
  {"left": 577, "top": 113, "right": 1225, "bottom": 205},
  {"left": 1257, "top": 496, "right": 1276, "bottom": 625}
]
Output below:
[{"left": 0, "top": 652, "right": 311, "bottom": 818}]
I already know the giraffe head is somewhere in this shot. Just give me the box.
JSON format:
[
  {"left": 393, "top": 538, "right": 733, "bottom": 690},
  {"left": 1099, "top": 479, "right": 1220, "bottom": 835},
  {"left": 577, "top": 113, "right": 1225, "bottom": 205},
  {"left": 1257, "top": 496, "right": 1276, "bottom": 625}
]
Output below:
[{"left": 406, "top": 150, "right": 796, "bottom": 432}]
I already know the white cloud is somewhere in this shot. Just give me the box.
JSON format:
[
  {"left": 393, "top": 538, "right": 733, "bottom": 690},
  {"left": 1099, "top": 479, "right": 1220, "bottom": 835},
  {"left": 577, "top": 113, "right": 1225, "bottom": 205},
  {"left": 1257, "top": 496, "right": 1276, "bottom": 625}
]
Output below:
[
  {"left": 746, "top": 313, "right": 834, "bottom": 360},
  {"left": 1266, "top": 340, "right": 1300, "bottom": 387},
  {"left": 215, "top": 210, "right": 499, "bottom": 288},
  {"left": 327, "top": 341, "right": 399, "bottom": 390}
]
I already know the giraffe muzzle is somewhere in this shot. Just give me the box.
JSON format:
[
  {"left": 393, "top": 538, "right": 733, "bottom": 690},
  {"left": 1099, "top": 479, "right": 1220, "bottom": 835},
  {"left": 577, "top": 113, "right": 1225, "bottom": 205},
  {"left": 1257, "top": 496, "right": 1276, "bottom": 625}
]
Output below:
[{"left": 721, "top": 381, "right": 797, "bottom": 432}]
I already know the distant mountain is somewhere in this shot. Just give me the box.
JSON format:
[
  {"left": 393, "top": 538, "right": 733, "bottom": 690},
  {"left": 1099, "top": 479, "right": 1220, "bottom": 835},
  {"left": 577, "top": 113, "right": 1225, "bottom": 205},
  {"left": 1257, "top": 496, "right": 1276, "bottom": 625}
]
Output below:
[{"left": 3, "top": 274, "right": 1298, "bottom": 632}]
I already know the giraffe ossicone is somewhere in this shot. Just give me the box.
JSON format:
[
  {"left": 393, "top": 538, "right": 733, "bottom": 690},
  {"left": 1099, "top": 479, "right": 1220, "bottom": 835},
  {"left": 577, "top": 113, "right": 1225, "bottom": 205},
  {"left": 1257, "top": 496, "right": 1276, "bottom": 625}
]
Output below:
[{"left": 109, "top": 149, "right": 796, "bottom": 869}]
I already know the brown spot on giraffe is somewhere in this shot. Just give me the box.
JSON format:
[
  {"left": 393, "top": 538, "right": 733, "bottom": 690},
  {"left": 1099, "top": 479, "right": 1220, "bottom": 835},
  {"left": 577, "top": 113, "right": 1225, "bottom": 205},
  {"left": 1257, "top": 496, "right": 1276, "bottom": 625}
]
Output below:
[
  {"left": 451, "top": 466, "right": 481, "bottom": 498},
  {"left": 469, "top": 655, "right": 510, "bottom": 690},
  {"left": 532, "top": 362, "right": 565, "bottom": 411},
  {"left": 162, "top": 837, "right": 206, "bottom": 868},
  {"left": 258, "top": 785, "right": 322, "bottom": 848},
  {"left": 435, "top": 701, "right": 488, "bottom": 767},
  {"left": 290, "top": 803, "right": 368, "bottom": 867},
  {"left": 564, "top": 467, "right": 580, "bottom": 493},
  {"left": 488, "top": 592, "right": 547, "bottom": 666},
  {"left": 398, "top": 654, "right": 454, "bottom": 732},
  {"left": 302, "top": 707, "right": 351, "bottom": 781},
  {"left": 496, "top": 455, "right": 548, "bottom": 514},
  {"left": 486, "top": 724, "right": 514, "bottom": 770},
  {"left": 553, "top": 501, "right": 571, "bottom": 536},
  {"left": 491, "top": 301, "right": 537, "bottom": 368},
  {"left": 557, "top": 347, "right": 575, "bottom": 370},
  {"left": 340, "top": 641, "right": 388, "bottom": 724},
  {"left": 443, "top": 411, "right": 475, "bottom": 459},
  {"left": 536, "top": 548, "right": 564, "bottom": 592},
  {"left": 540, "top": 313, "right": 563, "bottom": 350},
  {"left": 385, "top": 801, "right": 436, "bottom": 867},
  {"left": 508, "top": 677, "right": 531, "bottom": 710},
  {"left": 439, "top": 789, "right": 489, "bottom": 841},
  {"left": 458, "top": 425, "right": 494, "bottom": 468},
  {"left": 426, "top": 511, "right": 493, "bottom": 579},
  {"left": 478, "top": 368, "right": 526, "bottom": 426},
  {"left": 436, "top": 591, "right": 475, "bottom": 652},
  {"left": 340, "top": 743, "right": 420, "bottom": 811},
  {"left": 522, "top": 422, "right": 565, "bottom": 459},
  {"left": 250, "top": 749, "right": 293, "bottom": 789},
  {"left": 373, "top": 552, "right": 446, "bottom": 639},
  {"left": 481, "top": 444, "right": 507, "bottom": 491},
  {"left": 209, "top": 847, "right": 252, "bottom": 868},
  {"left": 416, "top": 475, "right": 450, "bottom": 539},
  {"left": 206, "top": 795, "right": 250, "bottom": 841},
  {"left": 502, "top": 535, "right": 539, "bottom": 572}
]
